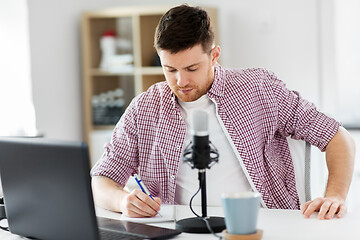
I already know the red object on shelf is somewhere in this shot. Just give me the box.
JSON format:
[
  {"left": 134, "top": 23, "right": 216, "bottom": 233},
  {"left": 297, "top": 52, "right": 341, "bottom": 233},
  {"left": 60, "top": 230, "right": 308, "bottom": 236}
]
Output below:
[{"left": 102, "top": 29, "right": 116, "bottom": 37}]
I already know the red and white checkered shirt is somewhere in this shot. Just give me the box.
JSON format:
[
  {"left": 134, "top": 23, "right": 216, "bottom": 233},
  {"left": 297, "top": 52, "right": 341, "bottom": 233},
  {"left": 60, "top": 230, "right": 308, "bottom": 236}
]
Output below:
[{"left": 91, "top": 64, "right": 340, "bottom": 209}]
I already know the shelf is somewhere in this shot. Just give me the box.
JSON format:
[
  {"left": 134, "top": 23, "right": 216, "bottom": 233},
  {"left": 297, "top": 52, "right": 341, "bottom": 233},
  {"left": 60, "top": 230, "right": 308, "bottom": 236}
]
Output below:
[
  {"left": 91, "top": 67, "right": 163, "bottom": 76},
  {"left": 91, "top": 68, "right": 135, "bottom": 76},
  {"left": 83, "top": 6, "right": 171, "bottom": 18},
  {"left": 138, "top": 67, "right": 163, "bottom": 75}
]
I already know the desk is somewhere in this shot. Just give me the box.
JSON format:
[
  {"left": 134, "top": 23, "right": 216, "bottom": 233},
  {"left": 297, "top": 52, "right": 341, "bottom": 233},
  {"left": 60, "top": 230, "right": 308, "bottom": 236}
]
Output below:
[{"left": 1, "top": 205, "right": 359, "bottom": 240}]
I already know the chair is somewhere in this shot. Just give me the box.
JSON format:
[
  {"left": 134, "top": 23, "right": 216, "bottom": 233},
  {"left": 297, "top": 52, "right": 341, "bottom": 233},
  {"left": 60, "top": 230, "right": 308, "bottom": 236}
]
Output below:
[{"left": 287, "top": 137, "right": 312, "bottom": 204}]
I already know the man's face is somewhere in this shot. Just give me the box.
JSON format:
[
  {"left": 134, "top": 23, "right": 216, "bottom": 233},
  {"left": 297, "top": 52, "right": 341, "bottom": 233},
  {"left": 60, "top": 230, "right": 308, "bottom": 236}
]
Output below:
[{"left": 158, "top": 44, "right": 220, "bottom": 102}]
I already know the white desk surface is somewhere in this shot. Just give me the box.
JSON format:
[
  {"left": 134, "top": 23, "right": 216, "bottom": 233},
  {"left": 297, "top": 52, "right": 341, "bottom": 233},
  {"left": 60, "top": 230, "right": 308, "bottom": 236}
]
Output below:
[{"left": 1, "top": 205, "right": 359, "bottom": 240}]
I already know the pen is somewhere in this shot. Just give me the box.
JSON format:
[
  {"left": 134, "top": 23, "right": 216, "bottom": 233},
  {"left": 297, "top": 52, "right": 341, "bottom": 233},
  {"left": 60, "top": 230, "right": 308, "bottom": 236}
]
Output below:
[{"left": 134, "top": 174, "right": 162, "bottom": 216}]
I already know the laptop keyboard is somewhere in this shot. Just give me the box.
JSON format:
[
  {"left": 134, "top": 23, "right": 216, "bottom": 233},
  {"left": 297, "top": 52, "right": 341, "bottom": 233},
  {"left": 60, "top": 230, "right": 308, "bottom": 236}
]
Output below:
[{"left": 99, "top": 229, "right": 145, "bottom": 240}]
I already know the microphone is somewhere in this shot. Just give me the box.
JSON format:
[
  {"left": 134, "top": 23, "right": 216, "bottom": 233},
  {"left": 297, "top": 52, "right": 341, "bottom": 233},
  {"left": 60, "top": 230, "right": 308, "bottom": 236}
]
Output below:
[{"left": 183, "top": 110, "right": 219, "bottom": 169}]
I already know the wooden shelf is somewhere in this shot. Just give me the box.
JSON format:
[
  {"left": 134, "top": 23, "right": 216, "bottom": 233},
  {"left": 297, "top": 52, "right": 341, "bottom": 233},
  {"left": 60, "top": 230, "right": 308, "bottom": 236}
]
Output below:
[
  {"left": 91, "top": 67, "right": 163, "bottom": 76},
  {"left": 91, "top": 68, "right": 135, "bottom": 76},
  {"left": 138, "top": 67, "right": 163, "bottom": 75}
]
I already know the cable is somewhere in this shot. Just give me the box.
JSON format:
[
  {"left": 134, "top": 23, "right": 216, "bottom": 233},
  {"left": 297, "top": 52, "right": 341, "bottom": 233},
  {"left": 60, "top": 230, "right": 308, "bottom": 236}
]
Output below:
[
  {"left": 0, "top": 225, "right": 9, "bottom": 231},
  {"left": 189, "top": 187, "right": 222, "bottom": 240},
  {"left": 201, "top": 217, "right": 222, "bottom": 240},
  {"left": 189, "top": 185, "right": 201, "bottom": 217}
]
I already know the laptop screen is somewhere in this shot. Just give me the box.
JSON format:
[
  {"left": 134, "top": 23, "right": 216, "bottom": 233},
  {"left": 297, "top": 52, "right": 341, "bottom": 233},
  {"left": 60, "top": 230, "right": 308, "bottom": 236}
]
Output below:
[{"left": 0, "top": 138, "right": 99, "bottom": 240}]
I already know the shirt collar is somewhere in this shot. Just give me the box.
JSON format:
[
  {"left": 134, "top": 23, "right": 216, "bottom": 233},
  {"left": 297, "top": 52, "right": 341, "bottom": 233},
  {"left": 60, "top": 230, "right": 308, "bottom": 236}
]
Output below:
[{"left": 208, "top": 63, "right": 226, "bottom": 97}]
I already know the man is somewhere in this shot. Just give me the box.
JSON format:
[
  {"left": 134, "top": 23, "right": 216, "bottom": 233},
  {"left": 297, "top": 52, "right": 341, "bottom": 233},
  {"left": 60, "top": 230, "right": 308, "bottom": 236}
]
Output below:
[{"left": 91, "top": 4, "right": 355, "bottom": 220}]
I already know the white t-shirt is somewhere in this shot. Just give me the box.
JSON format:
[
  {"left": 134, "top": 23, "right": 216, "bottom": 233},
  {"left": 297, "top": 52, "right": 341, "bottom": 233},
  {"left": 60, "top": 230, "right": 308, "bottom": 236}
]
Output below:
[{"left": 175, "top": 95, "right": 252, "bottom": 206}]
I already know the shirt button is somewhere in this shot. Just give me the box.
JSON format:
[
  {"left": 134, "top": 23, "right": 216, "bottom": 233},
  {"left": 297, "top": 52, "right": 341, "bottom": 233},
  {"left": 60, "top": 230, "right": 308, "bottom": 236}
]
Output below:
[
  {"left": 170, "top": 175, "right": 176, "bottom": 180},
  {"left": 176, "top": 145, "right": 181, "bottom": 150}
]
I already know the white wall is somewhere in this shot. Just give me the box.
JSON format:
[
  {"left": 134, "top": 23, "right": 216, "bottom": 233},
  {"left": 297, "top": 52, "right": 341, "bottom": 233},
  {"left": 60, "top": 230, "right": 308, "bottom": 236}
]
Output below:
[
  {"left": 334, "top": 0, "right": 360, "bottom": 125},
  {"left": 27, "top": 0, "right": 339, "bottom": 141}
]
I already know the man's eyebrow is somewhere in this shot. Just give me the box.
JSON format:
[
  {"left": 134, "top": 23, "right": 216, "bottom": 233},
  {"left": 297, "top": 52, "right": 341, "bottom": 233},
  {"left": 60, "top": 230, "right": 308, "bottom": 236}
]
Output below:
[
  {"left": 163, "top": 64, "right": 175, "bottom": 68},
  {"left": 163, "top": 63, "right": 200, "bottom": 69},
  {"left": 184, "top": 63, "right": 200, "bottom": 69}
]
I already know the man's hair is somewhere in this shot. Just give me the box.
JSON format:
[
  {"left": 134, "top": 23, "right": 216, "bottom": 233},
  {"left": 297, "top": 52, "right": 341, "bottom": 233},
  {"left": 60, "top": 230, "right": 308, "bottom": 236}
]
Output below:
[{"left": 154, "top": 4, "right": 215, "bottom": 54}]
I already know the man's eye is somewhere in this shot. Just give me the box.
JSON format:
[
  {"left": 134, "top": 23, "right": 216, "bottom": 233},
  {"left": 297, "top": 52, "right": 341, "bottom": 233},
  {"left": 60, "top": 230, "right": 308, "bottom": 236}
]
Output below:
[
  {"left": 188, "top": 68, "right": 198, "bottom": 72},
  {"left": 167, "top": 68, "right": 177, "bottom": 73}
]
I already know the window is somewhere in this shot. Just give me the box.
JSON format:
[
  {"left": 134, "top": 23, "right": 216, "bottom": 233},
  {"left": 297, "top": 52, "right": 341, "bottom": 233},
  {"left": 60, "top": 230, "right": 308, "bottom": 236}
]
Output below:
[{"left": 0, "top": 0, "right": 37, "bottom": 136}]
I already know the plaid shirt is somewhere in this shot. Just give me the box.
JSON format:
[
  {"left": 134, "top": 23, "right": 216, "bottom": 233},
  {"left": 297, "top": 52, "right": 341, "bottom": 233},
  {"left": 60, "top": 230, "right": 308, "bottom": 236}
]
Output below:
[{"left": 91, "top": 64, "right": 340, "bottom": 209}]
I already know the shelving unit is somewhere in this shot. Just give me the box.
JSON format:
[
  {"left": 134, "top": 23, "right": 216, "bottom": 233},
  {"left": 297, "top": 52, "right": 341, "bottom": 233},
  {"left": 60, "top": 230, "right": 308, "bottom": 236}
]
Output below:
[{"left": 81, "top": 6, "right": 218, "bottom": 163}]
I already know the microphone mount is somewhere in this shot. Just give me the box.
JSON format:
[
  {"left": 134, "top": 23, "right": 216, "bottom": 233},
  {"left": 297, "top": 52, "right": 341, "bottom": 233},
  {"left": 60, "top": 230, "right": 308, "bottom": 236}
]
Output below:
[{"left": 183, "top": 141, "right": 219, "bottom": 169}]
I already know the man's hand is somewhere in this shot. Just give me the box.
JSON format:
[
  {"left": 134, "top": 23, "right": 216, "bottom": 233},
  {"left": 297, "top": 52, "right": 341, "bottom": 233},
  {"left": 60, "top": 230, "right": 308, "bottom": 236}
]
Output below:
[
  {"left": 120, "top": 189, "right": 161, "bottom": 218},
  {"left": 301, "top": 126, "right": 355, "bottom": 220},
  {"left": 91, "top": 176, "right": 161, "bottom": 218},
  {"left": 301, "top": 196, "right": 346, "bottom": 220}
]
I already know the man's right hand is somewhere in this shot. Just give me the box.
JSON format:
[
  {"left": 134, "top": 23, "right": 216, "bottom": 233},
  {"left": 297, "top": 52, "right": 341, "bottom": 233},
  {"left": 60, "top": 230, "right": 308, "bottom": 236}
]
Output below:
[
  {"left": 120, "top": 189, "right": 161, "bottom": 218},
  {"left": 91, "top": 176, "right": 161, "bottom": 218}
]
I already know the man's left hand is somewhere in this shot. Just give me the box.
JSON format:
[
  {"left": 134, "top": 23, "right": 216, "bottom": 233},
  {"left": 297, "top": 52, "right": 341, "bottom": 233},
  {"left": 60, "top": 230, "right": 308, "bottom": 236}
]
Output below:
[{"left": 300, "top": 196, "right": 346, "bottom": 220}]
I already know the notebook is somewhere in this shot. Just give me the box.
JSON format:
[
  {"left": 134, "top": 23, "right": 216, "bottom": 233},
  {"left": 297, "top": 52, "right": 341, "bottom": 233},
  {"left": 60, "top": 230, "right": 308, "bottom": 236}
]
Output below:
[
  {"left": 120, "top": 204, "right": 175, "bottom": 223},
  {"left": 0, "top": 137, "right": 181, "bottom": 240}
]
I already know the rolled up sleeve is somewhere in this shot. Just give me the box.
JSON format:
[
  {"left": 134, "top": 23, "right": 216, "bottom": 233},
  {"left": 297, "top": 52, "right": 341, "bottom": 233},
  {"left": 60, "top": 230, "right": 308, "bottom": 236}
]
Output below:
[{"left": 270, "top": 72, "right": 341, "bottom": 152}]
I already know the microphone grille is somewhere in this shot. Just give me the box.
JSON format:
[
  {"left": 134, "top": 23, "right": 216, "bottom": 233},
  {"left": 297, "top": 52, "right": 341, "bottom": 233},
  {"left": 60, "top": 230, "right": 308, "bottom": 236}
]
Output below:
[{"left": 192, "top": 110, "right": 208, "bottom": 135}]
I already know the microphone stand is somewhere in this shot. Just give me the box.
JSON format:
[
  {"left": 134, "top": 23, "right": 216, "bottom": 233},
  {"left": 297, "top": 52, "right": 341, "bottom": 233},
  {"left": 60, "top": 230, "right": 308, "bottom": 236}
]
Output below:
[
  {"left": 175, "top": 162, "right": 225, "bottom": 233},
  {"left": 199, "top": 169, "right": 207, "bottom": 218},
  {"left": 176, "top": 110, "right": 225, "bottom": 233}
]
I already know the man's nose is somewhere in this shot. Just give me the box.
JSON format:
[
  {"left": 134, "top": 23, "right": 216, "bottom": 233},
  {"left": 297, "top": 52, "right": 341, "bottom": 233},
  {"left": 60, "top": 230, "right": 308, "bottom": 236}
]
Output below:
[{"left": 176, "top": 72, "right": 189, "bottom": 87}]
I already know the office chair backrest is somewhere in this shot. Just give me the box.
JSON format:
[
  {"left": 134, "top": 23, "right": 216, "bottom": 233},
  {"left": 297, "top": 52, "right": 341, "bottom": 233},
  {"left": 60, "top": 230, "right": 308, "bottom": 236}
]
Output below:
[{"left": 287, "top": 137, "right": 312, "bottom": 204}]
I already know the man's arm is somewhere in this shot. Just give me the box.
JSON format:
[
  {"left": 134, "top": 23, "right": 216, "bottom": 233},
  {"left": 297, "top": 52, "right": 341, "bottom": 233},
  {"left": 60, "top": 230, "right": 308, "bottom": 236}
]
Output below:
[
  {"left": 301, "top": 126, "right": 355, "bottom": 219},
  {"left": 91, "top": 176, "right": 161, "bottom": 218}
]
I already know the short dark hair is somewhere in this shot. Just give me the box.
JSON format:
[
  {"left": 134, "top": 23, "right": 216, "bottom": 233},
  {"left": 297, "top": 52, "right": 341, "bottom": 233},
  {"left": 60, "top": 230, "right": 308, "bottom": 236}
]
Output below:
[{"left": 154, "top": 4, "right": 215, "bottom": 54}]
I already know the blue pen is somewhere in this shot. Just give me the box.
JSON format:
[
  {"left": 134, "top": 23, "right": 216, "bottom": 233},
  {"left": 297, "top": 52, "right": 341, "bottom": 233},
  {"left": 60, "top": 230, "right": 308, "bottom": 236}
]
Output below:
[{"left": 134, "top": 174, "right": 162, "bottom": 216}]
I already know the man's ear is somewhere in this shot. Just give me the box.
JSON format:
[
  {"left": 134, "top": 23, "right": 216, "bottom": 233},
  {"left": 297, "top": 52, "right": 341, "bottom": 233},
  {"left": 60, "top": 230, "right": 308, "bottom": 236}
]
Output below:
[{"left": 211, "top": 46, "right": 221, "bottom": 66}]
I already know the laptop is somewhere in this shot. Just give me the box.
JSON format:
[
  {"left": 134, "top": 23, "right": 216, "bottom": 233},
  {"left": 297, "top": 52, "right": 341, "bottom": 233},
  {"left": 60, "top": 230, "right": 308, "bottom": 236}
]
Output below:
[{"left": 0, "top": 137, "right": 181, "bottom": 240}]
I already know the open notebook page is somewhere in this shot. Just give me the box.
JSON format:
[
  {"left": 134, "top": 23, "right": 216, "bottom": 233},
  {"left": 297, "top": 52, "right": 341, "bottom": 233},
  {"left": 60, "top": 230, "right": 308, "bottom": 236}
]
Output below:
[
  {"left": 120, "top": 204, "right": 175, "bottom": 223},
  {"left": 95, "top": 204, "right": 175, "bottom": 223}
]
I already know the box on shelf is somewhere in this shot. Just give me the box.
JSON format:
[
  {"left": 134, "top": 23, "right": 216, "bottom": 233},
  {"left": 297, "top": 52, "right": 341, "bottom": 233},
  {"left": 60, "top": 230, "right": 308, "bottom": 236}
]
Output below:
[{"left": 92, "top": 88, "right": 125, "bottom": 125}]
